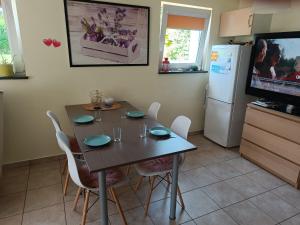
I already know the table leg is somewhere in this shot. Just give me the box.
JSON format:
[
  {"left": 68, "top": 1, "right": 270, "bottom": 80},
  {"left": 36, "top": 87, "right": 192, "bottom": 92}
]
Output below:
[
  {"left": 98, "top": 170, "right": 109, "bottom": 225},
  {"left": 169, "top": 154, "right": 179, "bottom": 220}
]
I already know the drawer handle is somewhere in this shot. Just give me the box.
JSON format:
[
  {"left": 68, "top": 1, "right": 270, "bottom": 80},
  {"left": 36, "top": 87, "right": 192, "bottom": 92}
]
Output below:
[{"left": 248, "top": 14, "right": 253, "bottom": 27}]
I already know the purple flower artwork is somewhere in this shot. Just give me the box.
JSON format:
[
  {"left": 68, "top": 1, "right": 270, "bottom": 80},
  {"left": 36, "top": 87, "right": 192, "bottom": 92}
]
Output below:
[{"left": 64, "top": 0, "right": 150, "bottom": 67}]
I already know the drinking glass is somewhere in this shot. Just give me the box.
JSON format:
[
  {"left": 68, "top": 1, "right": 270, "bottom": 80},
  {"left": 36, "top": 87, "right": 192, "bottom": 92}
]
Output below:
[
  {"left": 120, "top": 108, "right": 127, "bottom": 119},
  {"left": 139, "top": 123, "right": 147, "bottom": 138},
  {"left": 113, "top": 127, "right": 122, "bottom": 142},
  {"left": 94, "top": 110, "right": 102, "bottom": 122}
]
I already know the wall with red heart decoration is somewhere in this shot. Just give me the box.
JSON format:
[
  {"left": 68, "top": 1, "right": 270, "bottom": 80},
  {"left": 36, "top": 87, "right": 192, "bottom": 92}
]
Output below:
[{"left": 43, "top": 38, "right": 61, "bottom": 48}]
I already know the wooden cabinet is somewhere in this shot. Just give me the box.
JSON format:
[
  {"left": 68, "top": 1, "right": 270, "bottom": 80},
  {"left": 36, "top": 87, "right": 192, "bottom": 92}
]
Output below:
[
  {"left": 219, "top": 8, "right": 272, "bottom": 37},
  {"left": 240, "top": 104, "right": 300, "bottom": 188}
]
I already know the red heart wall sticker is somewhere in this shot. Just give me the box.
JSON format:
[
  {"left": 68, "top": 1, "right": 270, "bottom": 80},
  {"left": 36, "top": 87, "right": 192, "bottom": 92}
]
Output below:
[
  {"left": 52, "top": 39, "right": 61, "bottom": 48},
  {"left": 43, "top": 38, "right": 52, "bottom": 46}
]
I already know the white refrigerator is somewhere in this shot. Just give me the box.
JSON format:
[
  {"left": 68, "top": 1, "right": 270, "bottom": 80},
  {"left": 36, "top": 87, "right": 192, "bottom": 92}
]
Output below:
[{"left": 204, "top": 45, "right": 253, "bottom": 147}]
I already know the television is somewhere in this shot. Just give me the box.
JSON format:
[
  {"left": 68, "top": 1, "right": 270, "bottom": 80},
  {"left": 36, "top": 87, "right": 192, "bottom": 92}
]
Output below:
[{"left": 246, "top": 31, "right": 300, "bottom": 106}]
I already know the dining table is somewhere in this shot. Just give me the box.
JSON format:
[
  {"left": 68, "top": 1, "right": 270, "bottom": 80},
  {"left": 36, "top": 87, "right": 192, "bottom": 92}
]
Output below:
[{"left": 65, "top": 101, "right": 197, "bottom": 225}]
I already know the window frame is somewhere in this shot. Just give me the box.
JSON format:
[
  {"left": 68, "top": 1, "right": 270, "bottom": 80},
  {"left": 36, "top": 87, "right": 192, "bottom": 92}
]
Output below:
[
  {"left": 159, "top": 4, "right": 211, "bottom": 72},
  {"left": 1, "top": 0, "right": 25, "bottom": 75}
]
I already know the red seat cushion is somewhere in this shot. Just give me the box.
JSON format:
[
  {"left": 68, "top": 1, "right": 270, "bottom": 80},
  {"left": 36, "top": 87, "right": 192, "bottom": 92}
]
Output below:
[
  {"left": 78, "top": 165, "right": 124, "bottom": 188},
  {"left": 138, "top": 156, "right": 174, "bottom": 173},
  {"left": 68, "top": 136, "right": 81, "bottom": 153}
]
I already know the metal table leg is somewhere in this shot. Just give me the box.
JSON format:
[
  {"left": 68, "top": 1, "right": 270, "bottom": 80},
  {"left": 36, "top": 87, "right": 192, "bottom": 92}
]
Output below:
[
  {"left": 169, "top": 154, "right": 179, "bottom": 220},
  {"left": 98, "top": 170, "right": 109, "bottom": 225}
]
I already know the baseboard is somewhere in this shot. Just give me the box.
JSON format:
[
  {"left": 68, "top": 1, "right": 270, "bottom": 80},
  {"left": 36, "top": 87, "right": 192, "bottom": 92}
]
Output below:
[
  {"left": 3, "top": 153, "right": 65, "bottom": 169},
  {"left": 188, "top": 130, "right": 203, "bottom": 136}
]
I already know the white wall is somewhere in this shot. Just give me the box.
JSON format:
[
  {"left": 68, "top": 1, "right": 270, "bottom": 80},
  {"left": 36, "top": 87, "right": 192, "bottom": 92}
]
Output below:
[{"left": 0, "top": 0, "right": 239, "bottom": 164}]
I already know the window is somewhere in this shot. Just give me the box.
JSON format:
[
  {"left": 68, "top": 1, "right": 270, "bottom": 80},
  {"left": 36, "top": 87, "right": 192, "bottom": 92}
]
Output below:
[
  {"left": 0, "top": 0, "right": 25, "bottom": 75},
  {"left": 0, "top": 7, "right": 12, "bottom": 64},
  {"left": 159, "top": 3, "right": 211, "bottom": 73}
]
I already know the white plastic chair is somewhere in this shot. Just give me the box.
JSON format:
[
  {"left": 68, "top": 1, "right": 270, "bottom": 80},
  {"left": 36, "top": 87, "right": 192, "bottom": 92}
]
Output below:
[
  {"left": 56, "top": 131, "right": 128, "bottom": 225},
  {"left": 134, "top": 115, "right": 191, "bottom": 215},
  {"left": 147, "top": 102, "right": 161, "bottom": 120},
  {"left": 46, "top": 110, "right": 81, "bottom": 195}
]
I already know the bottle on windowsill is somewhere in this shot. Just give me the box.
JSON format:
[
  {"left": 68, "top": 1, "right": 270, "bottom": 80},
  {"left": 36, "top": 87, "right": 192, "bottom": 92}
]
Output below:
[{"left": 162, "top": 57, "right": 170, "bottom": 72}]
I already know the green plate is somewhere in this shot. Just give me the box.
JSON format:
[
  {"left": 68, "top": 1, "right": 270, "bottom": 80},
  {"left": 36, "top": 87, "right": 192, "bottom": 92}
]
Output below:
[
  {"left": 73, "top": 115, "right": 94, "bottom": 124},
  {"left": 126, "top": 111, "right": 145, "bottom": 118},
  {"left": 84, "top": 135, "right": 111, "bottom": 147},
  {"left": 149, "top": 127, "right": 171, "bottom": 137}
]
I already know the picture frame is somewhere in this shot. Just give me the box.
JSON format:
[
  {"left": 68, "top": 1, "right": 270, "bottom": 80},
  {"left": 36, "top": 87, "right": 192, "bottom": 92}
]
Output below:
[{"left": 63, "top": 0, "right": 150, "bottom": 67}]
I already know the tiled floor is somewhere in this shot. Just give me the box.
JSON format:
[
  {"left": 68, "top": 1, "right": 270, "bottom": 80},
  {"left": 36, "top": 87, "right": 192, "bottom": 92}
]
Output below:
[{"left": 1, "top": 134, "right": 300, "bottom": 225}]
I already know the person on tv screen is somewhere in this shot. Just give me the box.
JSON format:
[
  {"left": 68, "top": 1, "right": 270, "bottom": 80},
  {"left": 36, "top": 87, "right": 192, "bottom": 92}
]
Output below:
[
  {"left": 260, "top": 44, "right": 282, "bottom": 80},
  {"left": 253, "top": 39, "right": 267, "bottom": 75},
  {"left": 282, "top": 56, "right": 300, "bottom": 84}
]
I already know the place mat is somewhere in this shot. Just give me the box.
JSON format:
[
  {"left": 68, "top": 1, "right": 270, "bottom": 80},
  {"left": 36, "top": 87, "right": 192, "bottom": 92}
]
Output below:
[{"left": 83, "top": 102, "right": 122, "bottom": 111}]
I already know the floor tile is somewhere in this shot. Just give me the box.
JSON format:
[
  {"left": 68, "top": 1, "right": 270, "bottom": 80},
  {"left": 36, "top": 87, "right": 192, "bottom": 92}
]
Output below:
[
  {"left": 224, "top": 200, "right": 276, "bottom": 225},
  {"left": 225, "top": 158, "right": 259, "bottom": 174},
  {"left": 246, "top": 170, "right": 285, "bottom": 190},
  {"left": 29, "top": 161, "right": 60, "bottom": 174},
  {"left": 184, "top": 167, "right": 220, "bottom": 188},
  {"left": 202, "top": 181, "right": 246, "bottom": 208},
  {"left": 135, "top": 181, "right": 169, "bottom": 204},
  {"left": 0, "top": 192, "right": 25, "bottom": 218},
  {"left": 0, "top": 215, "right": 22, "bottom": 225},
  {"left": 280, "top": 213, "right": 300, "bottom": 225},
  {"left": 2, "top": 166, "right": 29, "bottom": 178},
  {"left": 174, "top": 172, "right": 199, "bottom": 193},
  {"left": 181, "top": 154, "right": 205, "bottom": 172},
  {"left": 24, "top": 183, "right": 63, "bottom": 212},
  {"left": 0, "top": 174, "right": 28, "bottom": 196},
  {"left": 28, "top": 168, "right": 61, "bottom": 190},
  {"left": 272, "top": 185, "right": 300, "bottom": 209},
  {"left": 249, "top": 192, "right": 300, "bottom": 223},
  {"left": 194, "top": 209, "right": 238, "bottom": 225},
  {"left": 22, "top": 203, "right": 65, "bottom": 225},
  {"left": 110, "top": 187, "right": 142, "bottom": 214},
  {"left": 205, "top": 162, "right": 241, "bottom": 180},
  {"left": 109, "top": 207, "right": 154, "bottom": 225},
  {"left": 226, "top": 175, "right": 267, "bottom": 198},
  {"left": 181, "top": 221, "right": 196, "bottom": 225},
  {"left": 182, "top": 188, "right": 219, "bottom": 219},
  {"left": 148, "top": 198, "right": 192, "bottom": 225},
  {"left": 65, "top": 196, "right": 102, "bottom": 224}
]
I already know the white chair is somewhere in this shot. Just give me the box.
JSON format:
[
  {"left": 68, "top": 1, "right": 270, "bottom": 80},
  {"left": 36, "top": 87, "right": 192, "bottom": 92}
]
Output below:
[
  {"left": 46, "top": 110, "right": 81, "bottom": 195},
  {"left": 56, "top": 131, "right": 128, "bottom": 225},
  {"left": 134, "top": 115, "right": 191, "bottom": 216},
  {"left": 147, "top": 102, "right": 161, "bottom": 120}
]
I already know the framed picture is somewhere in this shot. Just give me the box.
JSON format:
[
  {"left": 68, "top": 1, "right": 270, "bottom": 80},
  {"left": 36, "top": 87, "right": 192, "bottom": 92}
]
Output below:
[{"left": 63, "top": 0, "right": 150, "bottom": 67}]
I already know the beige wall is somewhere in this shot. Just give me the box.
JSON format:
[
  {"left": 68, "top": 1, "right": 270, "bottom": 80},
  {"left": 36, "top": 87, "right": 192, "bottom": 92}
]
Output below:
[{"left": 0, "top": 0, "right": 239, "bottom": 164}]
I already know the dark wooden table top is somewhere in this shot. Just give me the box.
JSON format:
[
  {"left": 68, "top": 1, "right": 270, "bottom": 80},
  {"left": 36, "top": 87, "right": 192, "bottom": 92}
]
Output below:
[{"left": 65, "top": 102, "right": 197, "bottom": 173}]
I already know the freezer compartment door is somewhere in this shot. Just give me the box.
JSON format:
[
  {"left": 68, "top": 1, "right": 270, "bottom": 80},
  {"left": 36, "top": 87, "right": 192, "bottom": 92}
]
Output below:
[
  {"left": 208, "top": 45, "right": 240, "bottom": 103},
  {"left": 204, "top": 98, "right": 233, "bottom": 147}
]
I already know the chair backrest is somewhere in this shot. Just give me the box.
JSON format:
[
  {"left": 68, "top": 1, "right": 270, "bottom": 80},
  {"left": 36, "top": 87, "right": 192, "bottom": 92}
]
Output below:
[
  {"left": 56, "top": 130, "right": 84, "bottom": 188},
  {"left": 147, "top": 102, "right": 161, "bottom": 120},
  {"left": 46, "top": 110, "right": 62, "bottom": 132},
  {"left": 170, "top": 115, "right": 191, "bottom": 140}
]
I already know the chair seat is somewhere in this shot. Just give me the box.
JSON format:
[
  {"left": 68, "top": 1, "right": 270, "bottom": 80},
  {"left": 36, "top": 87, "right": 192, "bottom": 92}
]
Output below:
[
  {"left": 78, "top": 165, "right": 124, "bottom": 189},
  {"left": 135, "top": 155, "right": 182, "bottom": 176},
  {"left": 68, "top": 136, "right": 81, "bottom": 153}
]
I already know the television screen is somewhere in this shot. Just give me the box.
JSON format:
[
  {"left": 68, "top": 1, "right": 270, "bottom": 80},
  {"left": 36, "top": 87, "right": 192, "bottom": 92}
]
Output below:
[{"left": 246, "top": 32, "right": 300, "bottom": 105}]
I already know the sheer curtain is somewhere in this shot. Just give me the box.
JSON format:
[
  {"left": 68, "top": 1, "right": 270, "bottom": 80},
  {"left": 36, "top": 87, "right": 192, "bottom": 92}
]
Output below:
[{"left": 1, "top": 0, "right": 25, "bottom": 74}]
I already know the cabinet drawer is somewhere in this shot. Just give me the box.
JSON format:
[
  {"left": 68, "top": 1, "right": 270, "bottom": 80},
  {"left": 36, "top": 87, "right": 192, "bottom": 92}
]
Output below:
[
  {"left": 242, "top": 124, "right": 300, "bottom": 165},
  {"left": 245, "top": 107, "right": 300, "bottom": 145},
  {"left": 240, "top": 139, "right": 300, "bottom": 186}
]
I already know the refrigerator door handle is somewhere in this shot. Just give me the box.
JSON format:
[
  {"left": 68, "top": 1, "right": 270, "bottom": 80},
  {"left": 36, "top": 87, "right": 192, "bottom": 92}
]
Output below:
[{"left": 204, "top": 84, "right": 208, "bottom": 108}]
